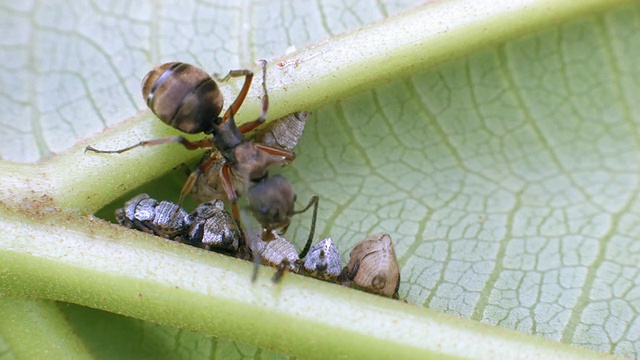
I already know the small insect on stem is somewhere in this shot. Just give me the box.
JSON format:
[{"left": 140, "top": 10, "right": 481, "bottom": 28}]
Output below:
[
  {"left": 303, "top": 237, "right": 342, "bottom": 281},
  {"left": 115, "top": 193, "right": 190, "bottom": 242},
  {"left": 276, "top": 40, "right": 333, "bottom": 69},
  {"left": 340, "top": 233, "right": 401, "bottom": 299},
  {"left": 253, "top": 112, "right": 310, "bottom": 152},
  {"left": 187, "top": 199, "right": 242, "bottom": 255},
  {"left": 115, "top": 194, "right": 248, "bottom": 257}
]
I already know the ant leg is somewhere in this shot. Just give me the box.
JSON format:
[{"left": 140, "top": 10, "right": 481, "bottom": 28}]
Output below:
[
  {"left": 218, "top": 60, "right": 267, "bottom": 124},
  {"left": 337, "top": 259, "right": 359, "bottom": 287},
  {"left": 238, "top": 208, "right": 263, "bottom": 280},
  {"left": 295, "top": 196, "right": 319, "bottom": 259},
  {"left": 255, "top": 143, "right": 296, "bottom": 161},
  {"left": 85, "top": 136, "right": 213, "bottom": 154},
  {"left": 177, "top": 151, "right": 223, "bottom": 206},
  {"left": 272, "top": 260, "right": 290, "bottom": 283},
  {"left": 238, "top": 60, "right": 269, "bottom": 134},
  {"left": 174, "top": 163, "right": 192, "bottom": 176},
  {"left": 219, "top": 163, "right": 240, "bottom": 220},
  {"left": 251, "top": 251, "right": 262, "bottom": 283},
  {"left": 219, "top": 69, "right": 252, "bottom": 123}
]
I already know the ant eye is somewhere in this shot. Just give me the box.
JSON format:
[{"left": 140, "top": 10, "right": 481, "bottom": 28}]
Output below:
[{"left": 259, "top": 206, "right": 272, "bottom": 217}]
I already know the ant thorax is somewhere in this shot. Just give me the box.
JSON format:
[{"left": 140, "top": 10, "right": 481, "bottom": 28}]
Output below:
[
  {"left": 232, "top": 141, "right": 289, "bottom": 186},
  {"left": 189, "top": 142, "right": 289, "bottom": 205},
  {"left": 189, "top": 112, "right": 309, "bottom": 205}
]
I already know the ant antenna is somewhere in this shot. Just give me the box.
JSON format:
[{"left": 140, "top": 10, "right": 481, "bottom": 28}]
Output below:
[{"left": 294, "top": 195, "right": 319, "bottom": 259}]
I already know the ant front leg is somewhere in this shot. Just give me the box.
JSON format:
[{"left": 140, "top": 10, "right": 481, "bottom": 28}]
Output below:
[
  {"left": 85, "top": 136, "right": 213, "bottom": 154},
  {"left": 255, "top": 143, "right": 296, "bottom": 162},
  {"left": 178, "top": 150, "right": 224, "bottom": 206},
  {"left": 219, "top": 162, "right": 240, "bottom": 221}
]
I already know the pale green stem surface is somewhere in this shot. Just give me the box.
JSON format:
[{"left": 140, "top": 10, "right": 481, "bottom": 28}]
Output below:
[
  {"left": 0, "top": 203, "right": 612, "bottom": 360},
  {"left": 0, "top": 298, "right": 93, "bottom": 360}
]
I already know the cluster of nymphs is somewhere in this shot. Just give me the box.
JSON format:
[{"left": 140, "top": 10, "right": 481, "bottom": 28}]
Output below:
[
  {"left": 116, "top": 191, "right": 400, "bottom": 298},
  {"left": 86, "top": 60, "right": 400, "bottom": 298}
]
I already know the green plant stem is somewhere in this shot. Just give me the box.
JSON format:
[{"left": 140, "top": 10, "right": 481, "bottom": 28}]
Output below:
[
  {"left": 0, "top": 0, "right": 635, "bottom": 358},
  {"left": 0, "top": 297, "right": 93, "bottom": 360},
  {"left": 262, "top": 0, "right": 636, "bottom": 116},
  {"left": 0, "top": 203, "right": 612, "bottom": 360},
  {"left": 0, "top": 111, "right": 210, "bottom": 214}
]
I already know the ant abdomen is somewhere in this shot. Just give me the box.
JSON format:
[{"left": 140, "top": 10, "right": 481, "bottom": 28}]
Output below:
[{"left": 142, "top": 62, "right": 223, "bottom": 134}]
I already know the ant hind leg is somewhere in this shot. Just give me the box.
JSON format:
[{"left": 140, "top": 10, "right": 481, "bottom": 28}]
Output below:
[
  {"left": 219, "top": 59, "right": 268, "bottom": 125},
  {"left": 85, "top": 136, "right": 213, "bottom": 154},
  {"left": 237, "top": 59, "right": 270, "bottom": 134}
]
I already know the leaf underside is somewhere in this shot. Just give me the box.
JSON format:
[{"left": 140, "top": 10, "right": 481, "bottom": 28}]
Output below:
[{"left": 1, "top": 1, "right": 640, "bottom": 359}]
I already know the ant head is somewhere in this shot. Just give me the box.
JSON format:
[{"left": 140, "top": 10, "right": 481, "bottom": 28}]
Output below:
[{"left": 246, "top": 174, "right": 295, "bottom": 231}]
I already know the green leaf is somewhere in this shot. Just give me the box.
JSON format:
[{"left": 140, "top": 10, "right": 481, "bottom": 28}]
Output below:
[{"left": 1, "top": 0, "right": 638, "bottom": 359}]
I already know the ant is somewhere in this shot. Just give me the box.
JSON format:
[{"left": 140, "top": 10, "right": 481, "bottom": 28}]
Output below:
[{"left": 86, "top": 60, "right": 294, "bottom": 221}]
